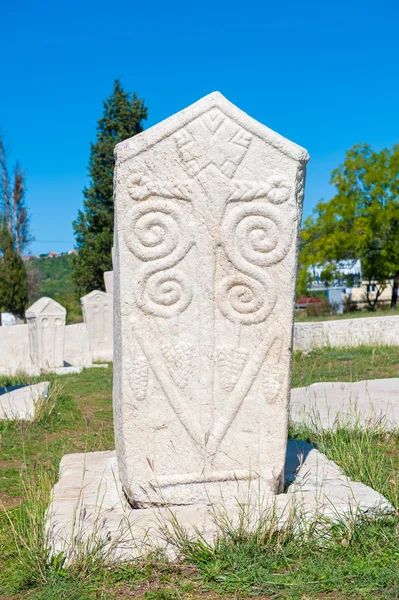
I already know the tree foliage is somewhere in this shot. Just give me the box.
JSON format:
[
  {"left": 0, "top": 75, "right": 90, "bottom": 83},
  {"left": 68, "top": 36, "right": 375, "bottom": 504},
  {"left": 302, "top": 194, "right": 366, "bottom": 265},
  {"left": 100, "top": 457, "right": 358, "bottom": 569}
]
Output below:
[
  {"left": 72, "top": 80, "right": 147, "bottom": 295},
  {"left": 0, "top": 136, "right": 31, "bottom": 255},
  {"left": 299, "top": 143, "right": 399, "bottom": 307},
  {"left": 0, "top": 221, "right": 28, "bottom": 318}
]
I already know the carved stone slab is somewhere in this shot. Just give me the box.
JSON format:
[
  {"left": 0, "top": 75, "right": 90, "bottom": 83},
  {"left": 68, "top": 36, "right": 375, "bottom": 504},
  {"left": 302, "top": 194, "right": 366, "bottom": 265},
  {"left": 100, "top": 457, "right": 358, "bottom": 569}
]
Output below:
[
  {"left": 114, "top": 92, "right": 309, "bottom": 507},
  {"left": 103, "top": 271, "right": 114, "bottom": 296},
  {"left": 81, "top": 290, "right": 113, "bottom": 362},
  {"left": 26, "top": 297, "right": 66, "bottom": 369}
]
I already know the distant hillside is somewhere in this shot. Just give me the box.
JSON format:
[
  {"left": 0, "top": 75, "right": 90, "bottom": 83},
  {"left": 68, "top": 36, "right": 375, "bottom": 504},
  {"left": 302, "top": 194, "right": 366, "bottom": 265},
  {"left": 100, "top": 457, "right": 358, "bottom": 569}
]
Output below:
[{"left": 26, "top": 254, "right": 82, "bottom": 323}]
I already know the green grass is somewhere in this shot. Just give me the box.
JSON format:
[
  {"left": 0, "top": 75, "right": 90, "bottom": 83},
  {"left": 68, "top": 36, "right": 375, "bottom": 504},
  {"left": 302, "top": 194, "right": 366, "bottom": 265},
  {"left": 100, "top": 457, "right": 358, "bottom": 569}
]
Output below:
[
  {"left": 292, "top": 345, "right": 399, "bottom": 388},
  {"left": 0, "top": 368, "right": 113, "bottom": 504},
  {"left": 1, "top": 348, "right": 399, "bottom": 599}
]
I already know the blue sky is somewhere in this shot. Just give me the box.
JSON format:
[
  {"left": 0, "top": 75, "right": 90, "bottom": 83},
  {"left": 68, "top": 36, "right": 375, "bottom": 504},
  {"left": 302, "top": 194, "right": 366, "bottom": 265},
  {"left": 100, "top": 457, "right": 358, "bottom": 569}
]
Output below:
[{"left": 1, "top": 0, "right": 398, "bottom": 255}]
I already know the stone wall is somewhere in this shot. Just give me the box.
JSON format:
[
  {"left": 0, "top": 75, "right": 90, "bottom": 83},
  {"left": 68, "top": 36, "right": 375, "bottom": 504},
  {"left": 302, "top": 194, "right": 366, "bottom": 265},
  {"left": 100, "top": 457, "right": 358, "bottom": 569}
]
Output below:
[
  {"left": 64, "top": 324, "right": 93, "bottom": 368},
  {"left": 0, "top": 324, "right": 33, "bottom": 375},
  {"left": 2, "top": 306, "right": 398, "bottom": 375},
  {"left": 293, "top": 315, "right": 399, "bottom": 351},
  {"left": 0, "top": 320, "right": 93, "bottom": 375}
]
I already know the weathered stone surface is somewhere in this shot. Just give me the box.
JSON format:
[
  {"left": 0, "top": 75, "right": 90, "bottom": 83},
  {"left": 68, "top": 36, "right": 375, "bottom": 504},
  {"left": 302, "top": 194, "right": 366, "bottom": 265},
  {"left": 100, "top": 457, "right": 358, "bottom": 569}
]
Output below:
[
  {"left": 294, "top": 315, "right": 399, "bottom": 351},
  {"left": 104, "top": 271, "right": 114, "bottom": 295},
  {"left": 291, "top": 378, "right": 399, "bottom": 430},
  {"left": 64, "top": 323, "right": 92, "bottom": 368},
  {"left": 26, "top": 297, "right": 66, "bottom": 369},
  {"left": 81, "top": 291, "right": 113, "bottom": 362},
  {"left": 0, "top": 322, "right": 92, "bottom": 375},
  {"left": 0, "top": 324, "right": 34, "bottom": 375},
  {"left": 0, "top": 381, "right": 49, "bottom": 420},
  {"left": 46, "top": 441, "right": 392, "bottom": 561},
  {"left": 113, "top": 92, "right": 309, "bottom": 506}
]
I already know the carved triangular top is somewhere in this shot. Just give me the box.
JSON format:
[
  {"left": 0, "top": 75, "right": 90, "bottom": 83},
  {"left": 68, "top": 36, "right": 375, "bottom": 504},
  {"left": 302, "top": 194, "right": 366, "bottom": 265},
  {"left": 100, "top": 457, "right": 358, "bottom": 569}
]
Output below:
[
  {"left": 26, "top": 297, "right": 66, "bottom": 317},
  {"left": 115, "top": 92, "right": 309, "bottom": 165},
  {"left": 81, "top": 290, "right": 113, "bottom": 303}
]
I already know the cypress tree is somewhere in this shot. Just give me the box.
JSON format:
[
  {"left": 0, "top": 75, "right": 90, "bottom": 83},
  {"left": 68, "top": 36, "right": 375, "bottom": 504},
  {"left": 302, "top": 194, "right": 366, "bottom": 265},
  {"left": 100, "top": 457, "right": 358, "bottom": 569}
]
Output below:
[
  {"left": 0, "top": 222, "right": 28, "bottom": 319},
  {"left": 72, "top": 80, "right": 147, "bottom": 295}
]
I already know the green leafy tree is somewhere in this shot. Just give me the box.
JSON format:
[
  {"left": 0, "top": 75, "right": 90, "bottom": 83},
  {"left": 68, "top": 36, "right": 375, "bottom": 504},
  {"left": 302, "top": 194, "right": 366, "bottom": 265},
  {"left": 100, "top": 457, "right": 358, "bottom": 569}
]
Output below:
[
  {"left": 72, "top": 80, "right": 147, "bottom": 295},
  {"left": 299, "top": 143, "right": 399, "bottom": 309},
  {"left": 0, "top": 221, "right": 28, "bottom": 319}
]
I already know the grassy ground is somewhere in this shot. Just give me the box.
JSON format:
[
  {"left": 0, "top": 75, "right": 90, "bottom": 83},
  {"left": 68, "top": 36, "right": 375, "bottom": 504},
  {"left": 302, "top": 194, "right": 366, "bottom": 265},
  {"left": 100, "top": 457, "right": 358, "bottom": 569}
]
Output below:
[
  {"left": 1, "top": 346, "right": 399, "bottom": 599},
  {"left": 292, "top": 345, "right": 399, "bottom": 388}
]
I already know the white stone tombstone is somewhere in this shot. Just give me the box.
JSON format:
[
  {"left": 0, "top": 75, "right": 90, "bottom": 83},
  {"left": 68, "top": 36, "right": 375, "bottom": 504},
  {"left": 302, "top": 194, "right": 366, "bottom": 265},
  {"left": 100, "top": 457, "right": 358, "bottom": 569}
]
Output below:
[
  {"left": 81, "top": 290, "right": 113, "bottom": 362},
  {"left": 114, "top": 92, "right": 309, "bottom": 507},
  {"left": 26, "top": 297, "right": 66, "bottom": 369},
  {"left": 1, "top": 312, "right": 17, "bottom": 326},
  {"left": 103, "top": 271, "right": 114, "bottom": 296}
]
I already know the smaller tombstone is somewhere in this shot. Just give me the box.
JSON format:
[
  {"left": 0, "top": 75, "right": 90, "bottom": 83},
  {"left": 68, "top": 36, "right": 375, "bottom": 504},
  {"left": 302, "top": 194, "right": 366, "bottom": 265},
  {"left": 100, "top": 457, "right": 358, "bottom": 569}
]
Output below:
[
  {"left": 1, "top": 312, "right": 17, "bottom": 326},
  {"left": 104, "top": 271, "right": 114, "bottom": 296},
  {"left": 81, "top": 291, "right": 113, "bottom": 362},
  {"left": 26, "top": 297, "right": 66, "bottom": 369}
]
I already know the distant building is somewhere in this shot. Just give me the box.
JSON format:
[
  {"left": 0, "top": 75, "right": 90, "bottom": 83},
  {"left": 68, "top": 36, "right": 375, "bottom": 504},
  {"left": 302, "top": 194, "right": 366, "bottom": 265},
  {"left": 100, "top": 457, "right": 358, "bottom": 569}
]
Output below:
[
  {"left": 68, "top": 249, "right": 78, "bottom": 256},
  {"left": 22, "top": 255, "right": 36, "bottom": 261},
  {"left": 48, "top": 252, "right": 59, "bottom": 258},
  {"left": 345, "top": 280, "right": 394, "bottom": 307},
  {"left": 310, "top": 260, "right": 362, "bottom": 290}
]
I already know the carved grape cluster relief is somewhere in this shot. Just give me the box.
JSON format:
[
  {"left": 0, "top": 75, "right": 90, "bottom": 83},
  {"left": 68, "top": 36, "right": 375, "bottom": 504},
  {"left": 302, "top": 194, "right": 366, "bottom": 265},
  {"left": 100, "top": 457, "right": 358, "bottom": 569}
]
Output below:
[
  {"left": 127, "top": 355, "right": 149, "bottom": 402},
  {"left": 161, "top": 342, "right": 195, "bottom": 389},
  {"left": 216, "top": 346, "right": 249, "bottom": 392}
]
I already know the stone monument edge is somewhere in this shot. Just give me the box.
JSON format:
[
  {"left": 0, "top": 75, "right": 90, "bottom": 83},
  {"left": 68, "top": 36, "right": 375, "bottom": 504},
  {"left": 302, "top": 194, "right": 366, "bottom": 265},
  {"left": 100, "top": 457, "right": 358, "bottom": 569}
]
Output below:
[{"left": 114, "top": 91, "right": 310, "bottom": 166}]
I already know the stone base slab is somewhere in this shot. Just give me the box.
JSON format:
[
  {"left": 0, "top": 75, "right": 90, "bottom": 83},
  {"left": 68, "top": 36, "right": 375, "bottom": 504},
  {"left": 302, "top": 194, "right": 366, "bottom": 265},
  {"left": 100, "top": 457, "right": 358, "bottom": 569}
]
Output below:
[
  {"left": 0, "top": 382, "right": 49, "bottom": 420},
  {"left": 46, "top": 441, "right": 393, "bottom": 562},
  {"left": 291, "top": 378, "right": 399, "bottom": 430}
]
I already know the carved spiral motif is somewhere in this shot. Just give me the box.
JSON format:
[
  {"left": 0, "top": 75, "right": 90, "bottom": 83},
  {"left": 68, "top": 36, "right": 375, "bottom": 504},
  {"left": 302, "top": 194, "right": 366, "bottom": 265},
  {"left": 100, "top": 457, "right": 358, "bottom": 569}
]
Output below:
[
  {"left": 140, "top": 268, "right": 193, "bottom": 318},
  {"left": 216, "top": 274, "right": 275, "bottom": 325},
  {"left": 225, "top": 203, "right": 293, "bottom": 268},
  {"left": 217, "top": 200, "right": 295, "bottom": 324},
  {"left": 125, "top": 203, "right": 181, "bottom": 262}
]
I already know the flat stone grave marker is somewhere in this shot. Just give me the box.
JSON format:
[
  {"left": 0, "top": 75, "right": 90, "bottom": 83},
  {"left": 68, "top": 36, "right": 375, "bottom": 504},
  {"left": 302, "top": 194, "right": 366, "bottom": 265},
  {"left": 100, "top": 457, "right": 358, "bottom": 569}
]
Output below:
[{"left": 113, "top": 91, "right": 309, "bottom": 507}]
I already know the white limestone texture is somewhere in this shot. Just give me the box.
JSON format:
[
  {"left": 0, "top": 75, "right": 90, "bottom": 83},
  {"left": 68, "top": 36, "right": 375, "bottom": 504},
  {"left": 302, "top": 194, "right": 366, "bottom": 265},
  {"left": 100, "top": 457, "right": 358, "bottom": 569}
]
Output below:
[
  {"left": 0, "top": 324, "right": 33, "bottom": 375},
  {"left": 0, "top": 323, "right": 91, "bottom": 376},
  {"left": 291, "top": 378, "right": 399, "bottom": 430},
  {"left": 0, "top": 381, "right": 50, "bottom": 420},
  {"left": 113, "top": 91, "right": 309, "bottom": 507},
  {"left": 81, "top": 291, "right": 113, "bottom": 362},
  {"left": 0, "top": 300, "right": 96, "bottom": 375},
  {"left": 294, "top": 315, "right": 399, "bottom": 351},
  {"left": 104, "top": 271, "right": 114, "bottom": 296},
  {"left": 26, "top": 297, "right": 66, "bottom": 370},
  {"left": 46, "top": 441, "right": 392, "bottom": 562},
  {"left": 64, "top": 323, "right": 92, "bottom": 368}
]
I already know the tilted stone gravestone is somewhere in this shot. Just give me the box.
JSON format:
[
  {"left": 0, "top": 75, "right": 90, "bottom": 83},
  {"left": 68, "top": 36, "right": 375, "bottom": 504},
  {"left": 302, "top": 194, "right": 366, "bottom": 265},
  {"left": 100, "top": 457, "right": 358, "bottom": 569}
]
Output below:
[
  {"left": 81, "top": 290, "right": 113, "bottom": 362},
  {"left": 103, "top": 271, "right": 114, "bottom": 296},
  {"left": 113, "top": 92, "right": 309, "bottom": 507},
  {"left": 26, "top": 297, "right": 66, "bottom": 369}
]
